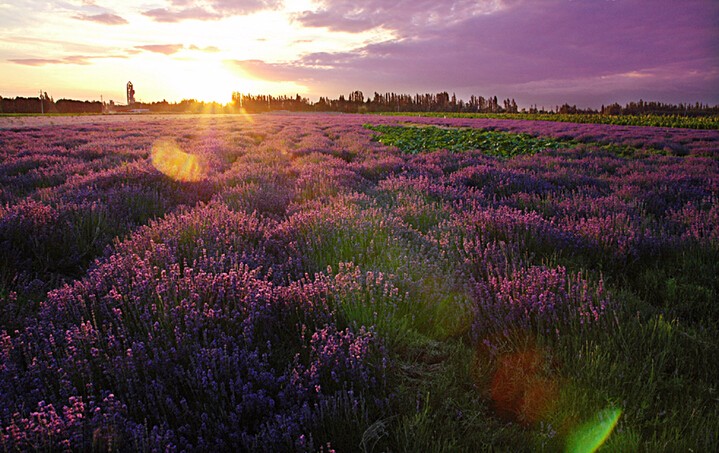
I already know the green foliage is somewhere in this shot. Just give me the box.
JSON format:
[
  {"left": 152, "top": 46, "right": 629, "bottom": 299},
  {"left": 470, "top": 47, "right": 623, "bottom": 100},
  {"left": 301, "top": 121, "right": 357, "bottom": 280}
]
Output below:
[
  {"left": 547, "top": 293, "right": 719, "bottom": 452},
  {"left": 629, "top": 246, "right": 719, "bottom": 326},
  {"left": 385, "top": 340, "right": 534, "bottom": 452},
  {"left": 373, "top": 112, "right": 719, "bottom": 130},
  {"left": 365, "top": 124, "right": 570, "bottom": 157}
]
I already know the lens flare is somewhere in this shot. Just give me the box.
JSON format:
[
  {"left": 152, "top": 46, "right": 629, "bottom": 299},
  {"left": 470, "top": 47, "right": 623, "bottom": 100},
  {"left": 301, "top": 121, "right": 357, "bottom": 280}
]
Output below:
[
  {"left": 565, "top": 407, "right": 622, "bottom": 453},
  {"left": 151, "top": 139, "right": 207, "bottom": 182},
  {"left": 490, "top": 345, "right": 559, "bottom": 424}
]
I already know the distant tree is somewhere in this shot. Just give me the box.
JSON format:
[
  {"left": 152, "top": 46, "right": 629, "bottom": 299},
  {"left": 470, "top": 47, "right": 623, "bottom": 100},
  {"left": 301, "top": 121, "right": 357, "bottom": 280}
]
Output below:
[{"left": 603, "top": 103, "right": 622, "bottom": 115}]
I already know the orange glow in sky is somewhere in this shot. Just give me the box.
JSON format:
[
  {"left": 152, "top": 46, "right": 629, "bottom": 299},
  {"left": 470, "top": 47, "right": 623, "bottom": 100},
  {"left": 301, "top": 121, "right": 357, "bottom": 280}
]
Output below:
[{"left": 0, "top": 1, "right": 387, "bottom": 104}]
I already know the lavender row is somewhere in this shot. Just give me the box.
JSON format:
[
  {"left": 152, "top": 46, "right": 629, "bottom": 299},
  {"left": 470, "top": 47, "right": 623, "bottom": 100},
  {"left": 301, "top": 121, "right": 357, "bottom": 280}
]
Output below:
[{"left": 1, "top": 202, "right": 388, "bottom": 450}]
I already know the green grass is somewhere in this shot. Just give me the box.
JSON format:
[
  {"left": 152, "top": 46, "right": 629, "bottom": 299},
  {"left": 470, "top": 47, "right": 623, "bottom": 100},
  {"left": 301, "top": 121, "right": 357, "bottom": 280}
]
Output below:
[
  {"left": 628, "top": 245, "right": 719, "bottom": 326},
  {"left": 364, "top": 124, "right": 664, "bottom": 158},
  {"left": 380, "top": 339, "right": 534, "bottom": 452},
  {"left": 549, "top": 294, "right": 719, "bottom": 451},
  {"left": 382, "top": 286, "right": 719, "bottom": 452},
  {"left": 295, "top": 205, "right": 471, "bottom": 348},
  {"left": 365, "top": 124, "right": 572, "bottom": 157}
]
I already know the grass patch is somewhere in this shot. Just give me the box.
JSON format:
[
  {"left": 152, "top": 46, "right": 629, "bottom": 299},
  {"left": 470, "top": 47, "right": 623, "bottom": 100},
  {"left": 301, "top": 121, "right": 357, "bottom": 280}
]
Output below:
[
  {"left": 628, "top": 245, "right": 719, "bottom": 326},
  {"left": 371, "top": 112, "right": 719, "bottom": 130},
  {"left": 365, "top": 124, "right": 570, "bottom": 157},
  {"left": 365, "top": 124, "right": 666, "bottom": 158}
]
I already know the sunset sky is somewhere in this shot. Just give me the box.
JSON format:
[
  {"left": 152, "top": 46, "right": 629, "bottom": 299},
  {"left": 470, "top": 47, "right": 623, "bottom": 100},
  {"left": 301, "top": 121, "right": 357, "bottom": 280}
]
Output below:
[{"left": 1, "top": 0, "right": 717, "bottom": 108}]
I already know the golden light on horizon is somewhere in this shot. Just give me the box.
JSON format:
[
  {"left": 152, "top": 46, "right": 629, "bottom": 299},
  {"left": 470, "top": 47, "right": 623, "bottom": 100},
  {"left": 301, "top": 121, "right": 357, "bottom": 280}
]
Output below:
[
  {"left": 162, "top": 59, "right": 249, "bottom": 104},
  {"left": 151, "top": 139, "right": 207, "bottom": 182},
  {"left": 145, "top": 58, "right": 308, "bottom": 105}
]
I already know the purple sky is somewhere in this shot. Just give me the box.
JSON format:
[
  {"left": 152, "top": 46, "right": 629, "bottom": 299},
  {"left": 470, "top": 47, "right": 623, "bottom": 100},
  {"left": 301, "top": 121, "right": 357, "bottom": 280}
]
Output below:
[
  {"left": 2, "top": 0, "right": 717, "bottom": 107},
  {"left": 239, "top": 0, "right": 719, "bottom": 107}
]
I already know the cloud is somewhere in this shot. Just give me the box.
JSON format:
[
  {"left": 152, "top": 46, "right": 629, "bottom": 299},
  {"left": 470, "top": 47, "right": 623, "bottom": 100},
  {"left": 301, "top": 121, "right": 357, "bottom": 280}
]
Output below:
[
  {"left": 134, "top": 43, "right": 221, "bottom": 55},
  {"left": 210, "top": 0, "right": 283, "bottom": 14},
  {"left": 232, "top": 59, "right": 320, "bottom": 82},
  {"left": 0, "top": 36, "right": 108, "bottom": 54},
  {"left": 73, "top": 13, "right": 128, "bottom": 25},
  {"left": 142, "top": 7, "right": 221, "bottom": 23},
  {"left": 9, "top": 58, "right": 65, "bottom": 66},
  {"left": 135, "top": 44, "right": 185, "bottom": 55},
  {"left": 142, "top": 0, "right": 282, "bottom": 22},
  {"left": 8, "top": 54, "right": 128, "bottom": 66},
  {"left": 295, "top": 0, "right": 501, "bottom": 34},
  {"left": 188, "top": 44, "right": 221, "bottom": 53},
  {"left": 506, "top": 61, "right": 719, "bottom": 107},
  {"left": 60, "top": 55, "right": 94, "bottom": 65},
  {"left": 239, "top": 0, "right": 719, "bottom": 105}
]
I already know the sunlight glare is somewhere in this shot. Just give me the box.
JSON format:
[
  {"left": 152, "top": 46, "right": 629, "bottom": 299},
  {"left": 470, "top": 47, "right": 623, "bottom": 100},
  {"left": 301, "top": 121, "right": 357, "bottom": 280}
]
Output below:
[{"left": 168, "top": 61, "right": 239, "bottom": 104}]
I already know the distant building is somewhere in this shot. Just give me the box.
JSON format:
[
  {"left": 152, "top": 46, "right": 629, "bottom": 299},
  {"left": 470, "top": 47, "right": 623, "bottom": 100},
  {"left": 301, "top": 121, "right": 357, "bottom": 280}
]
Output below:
[
  {"left": 104, "top": 83, "right": 148, "bottom": 114},
  {"left": 127, "top": 81, "right": 135, "bottom": 105}
]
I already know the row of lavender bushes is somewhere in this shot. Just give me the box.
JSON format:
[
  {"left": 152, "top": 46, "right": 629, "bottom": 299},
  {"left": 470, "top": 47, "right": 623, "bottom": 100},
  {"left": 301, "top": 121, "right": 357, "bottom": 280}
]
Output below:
[{"left": 1, "top": 114, "right": 717, "bottom": 450}]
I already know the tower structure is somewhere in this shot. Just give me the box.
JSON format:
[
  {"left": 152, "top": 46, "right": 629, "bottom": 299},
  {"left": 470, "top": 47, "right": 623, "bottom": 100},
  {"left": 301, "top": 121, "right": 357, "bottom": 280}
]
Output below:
[{"left": 126, "top": 81, "right": 135, "bottom": 105}]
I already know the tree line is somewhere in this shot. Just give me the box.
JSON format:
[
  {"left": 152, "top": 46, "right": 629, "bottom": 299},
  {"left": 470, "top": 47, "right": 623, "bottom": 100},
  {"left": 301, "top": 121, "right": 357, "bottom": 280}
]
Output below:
[
  {"left": 2, "top": 91, "right": 717, "bottom": 116},
  {"left": 0, "top": 93, "right": 103, "bottom": 114},
  {"left": 232, "top": 91, "right": 518, "bottom": 114},
  {"left": 597, "top": 100, "right": 718, "bottom": 117}
]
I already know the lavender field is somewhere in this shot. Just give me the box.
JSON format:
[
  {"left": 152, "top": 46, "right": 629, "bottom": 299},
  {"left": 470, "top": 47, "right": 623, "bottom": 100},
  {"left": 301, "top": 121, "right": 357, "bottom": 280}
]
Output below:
[{"left": 1, "top": 113, "right": 717, "bottom": 451}]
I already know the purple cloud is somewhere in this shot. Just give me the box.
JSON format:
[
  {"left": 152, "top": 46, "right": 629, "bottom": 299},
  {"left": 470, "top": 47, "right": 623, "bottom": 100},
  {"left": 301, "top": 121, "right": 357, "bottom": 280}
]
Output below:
[
  {"left": 73, "top": 13, "right": 128, "bottom": 25},
  {"left": 58, "top": 55, "right": 94, "bottom": 65},
  {"left": 142, "top": 7, "right": 221, "bottom": 22},
  {"left": 260, "top": 0, "right": 718, "bottom": 106},
  {"left": 210, "top": 0, "right": 282, "bottom": 14},
  {"left": 143, "top": 0, "right": 281, "bottom": 22},
  {"left": 135, "top": 44, "right": 185, "bottom": 55}
]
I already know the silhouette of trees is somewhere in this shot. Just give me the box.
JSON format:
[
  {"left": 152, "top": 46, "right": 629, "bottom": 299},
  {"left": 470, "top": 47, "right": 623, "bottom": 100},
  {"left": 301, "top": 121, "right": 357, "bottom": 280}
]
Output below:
[
  {"left": 0, "top": 96, "right": 45, "bottom": 114},
  {"left": 55, "top": 99, "right": 102, "bottom": 114},
  {"left": 231, "top": 93, "right": 312, "bottom": 113},
  {"left": 1, "top": 91, "right": 717, "bottom": 116}
]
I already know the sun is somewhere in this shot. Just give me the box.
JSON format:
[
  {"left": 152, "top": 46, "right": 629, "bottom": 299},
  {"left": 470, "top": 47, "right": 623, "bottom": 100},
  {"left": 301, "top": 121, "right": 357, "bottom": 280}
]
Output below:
[{"left": 166, "top": 58, "right": 264, "bottom": 104}]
